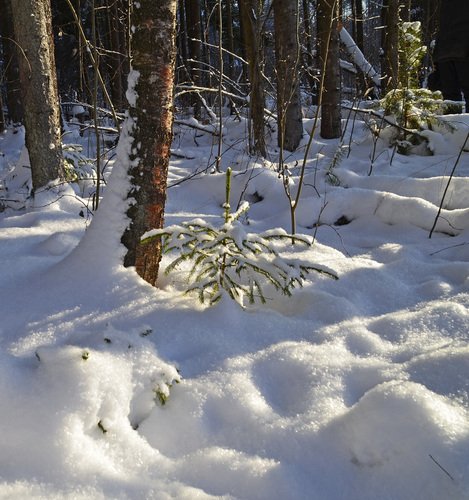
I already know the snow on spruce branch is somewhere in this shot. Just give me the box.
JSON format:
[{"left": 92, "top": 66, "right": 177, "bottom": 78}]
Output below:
[{"left": 141, "top": 168, "right": 337, "bottom": 307}]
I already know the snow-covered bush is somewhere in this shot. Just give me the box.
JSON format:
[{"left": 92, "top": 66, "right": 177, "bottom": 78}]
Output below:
[
  {"left": 142, "top": 169, "right": 337, "bottom": 307},
  {"left": 381, "top": 88, "right": 444, "bottom": 130},
  {"left": 376, "top": 88, "right": 460, "bottom": 155}
]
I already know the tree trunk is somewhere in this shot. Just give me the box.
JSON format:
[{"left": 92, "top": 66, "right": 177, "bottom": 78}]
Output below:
[
  {"left": 274, "top": 0, "right": 303, "bottom": 152},
  {"left": 0, "top": 0, "right": 23, "bottom": 124},
  {"left": 351, "top": 0, "right": 366, "bottom": 93},
  {"left": 11, "top": 0, "right": 65, "bottom": 191},
  {"left": 121, "top": 0, "right": 177, "bottom": 285},
  {"left": 381, "top": 0, "right": 400, "bottom": 93},
  {"left": 351, "top": 0, "right": 364, "bottom": 53},
  {"left": 185, "top": 0, "right": 203, "bottom": 119},
  {"left": 302, "top": 0, "right": 316, "bottom": 96},
  {"left": 239, "top": 0, "right": 266, "bottom": 156},
  {"left": 225, "top": 0, "right": 235, "bottom": 82},
  {"left": 106, "top": 0, "right": 128, "bottom": 111},
  {"left": 318, "top": 0, "right": 342, "bottom": 139}
]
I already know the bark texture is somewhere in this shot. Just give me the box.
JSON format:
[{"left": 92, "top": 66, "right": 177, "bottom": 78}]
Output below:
[
  {"left": 11, "top": 0, "right": 65, "bottom": 190},
  {"left": 274, "top": 0, "right": 303, "bottom": 152},
  {"left": 351, "top": 0, "right": 364, "bottom": 53},
  {"left": 318, "top": 0, "right": 342, "bottom": 139},
  {"left": 239, "top": 0, "right": 266, "bottom": 156},
  {"left": 121, "top": 0, "right": 177, "bottom": 285},
  {"left": 381, "top": 0, "right": 400, "bottom": 93}
]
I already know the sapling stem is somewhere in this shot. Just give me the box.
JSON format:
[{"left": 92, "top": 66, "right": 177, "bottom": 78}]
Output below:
[
  {"left": 224, "top": 167, "right": 232, "bottom": 224},
  {"left": 429, "top": 130, "right": 469, "bottom": 238},
  {"left": 221, "top": 167, "right": 232, "bottom": 281},
  {"left": 288, "top": 0, "right": 337, "bottom": 238}
]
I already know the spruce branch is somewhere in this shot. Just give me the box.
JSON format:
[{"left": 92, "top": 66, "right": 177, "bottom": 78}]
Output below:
[{"left": 141, "top": 170, "right": 337, "bottom": 307}]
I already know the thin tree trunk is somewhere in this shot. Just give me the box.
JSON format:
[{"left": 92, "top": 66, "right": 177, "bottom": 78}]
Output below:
[
  {"left": 11, "top": 0, "right": 65, "bottom": 191},
  {"left": 381, "top": 0, "right": 400, "bottom": 93},
  {"left": 318, "top": 0, "right": 342, "bottom": 139},
  {"left": 185, "top": 0, "right": 202, "bottom": 118},
  {"left": 274, "top": 0, "right": 303, "bottom": 152},
  {"left": 351, "top": 0, "right": 366, "bottom": 93},
  {"left": 121, "top": 0, "right": 177, "bottom": 285},
  {"left": 0, "top": 0, "right": 23, "bottom": 124},
  {"left": 178, "top": 0, "right": 188, "bottom": 67},
  {"left": 225, "top": 0, "right": 235, "bottom": 81},
  {"left": 239, "top": 0, "right": 266, "bottom": 156},
  {"left": 302, "top": 0, "right": 316, "bottom": 95},
  {"left": 106, "top": 0, "right": 126, "bottom": 111},
  {"left": 351, "top": 0, "right": 364, "bottom": 52}
]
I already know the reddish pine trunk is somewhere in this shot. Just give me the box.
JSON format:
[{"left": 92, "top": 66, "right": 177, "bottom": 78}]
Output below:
[{"left": 121, "top": 0, "right": 177, "bottom": 285}]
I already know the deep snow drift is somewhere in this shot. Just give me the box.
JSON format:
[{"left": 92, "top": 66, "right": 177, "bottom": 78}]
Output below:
[{"left": 0, "top": 111, "right": 468, "bottom": 499}]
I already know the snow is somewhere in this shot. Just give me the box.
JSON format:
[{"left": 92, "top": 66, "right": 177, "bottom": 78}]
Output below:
[
  {"left": 339, "top": 27, "right": 381, "bottom": 87},
  {"left": 1, "top": 107, "right": 469, "bottom": 500}
]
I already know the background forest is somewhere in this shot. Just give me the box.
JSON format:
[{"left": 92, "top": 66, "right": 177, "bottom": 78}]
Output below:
[{"left": 1, "top": 1, "right": 469, "bottom": 499}]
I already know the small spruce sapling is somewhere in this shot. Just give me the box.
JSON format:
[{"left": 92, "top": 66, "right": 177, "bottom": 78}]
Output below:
[
  {"left": 374, "top": 21, "right": 458, "bottom": 155},
  {"left": 141, "top": 168, "right": 337, "bottom": 308}
]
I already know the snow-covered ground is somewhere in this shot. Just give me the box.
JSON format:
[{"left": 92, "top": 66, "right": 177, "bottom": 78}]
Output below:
[{"left": 0, "top": 110, "right": 468, "bottom": 499}]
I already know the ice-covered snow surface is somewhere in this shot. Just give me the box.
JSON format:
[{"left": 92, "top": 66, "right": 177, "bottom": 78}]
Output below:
[{"left": 0, "top": 111, "right": 469, "bottom": 500}]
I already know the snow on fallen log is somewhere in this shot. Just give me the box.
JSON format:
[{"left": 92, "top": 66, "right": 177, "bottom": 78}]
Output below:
[{"left": 339, "top": 27, "right": 381, "bottom": 88}]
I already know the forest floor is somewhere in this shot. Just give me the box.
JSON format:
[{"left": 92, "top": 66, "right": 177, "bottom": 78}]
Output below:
[{"left": 0, "top": 111, "right": 468, "bottom": 499}]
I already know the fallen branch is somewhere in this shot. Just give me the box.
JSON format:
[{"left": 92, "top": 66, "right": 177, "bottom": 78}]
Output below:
[
  {"left": 342, "top": 105, "right": 417, "bottom": 136},
  {"left": 174, "top": 119, "right": 219, "bottom": 136}
]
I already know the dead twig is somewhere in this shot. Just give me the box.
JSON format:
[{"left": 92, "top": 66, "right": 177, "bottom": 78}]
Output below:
[{"left": 429, "top": 130, "right": 469, "bottom": 238}]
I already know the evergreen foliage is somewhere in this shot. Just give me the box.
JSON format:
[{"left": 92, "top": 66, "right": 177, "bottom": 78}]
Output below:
[
  {"left": 398, "top": 21, "right": 427, "bottom": 89},
  {"left": 141, "top": 168, "right": 337, "bottom": 308},
  {"left": 381, "top": 88, "right": 444, "bottom": 130}
]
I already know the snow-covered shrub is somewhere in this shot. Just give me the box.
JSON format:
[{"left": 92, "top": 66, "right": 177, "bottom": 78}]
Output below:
[
  {"left": 376, "top": 88, "right": 460, "bottom": 155},
  {"left": 142, "top": 169, "right": 337, "bottom": 307},
  {"left": 381, "top": 88, "right": 444, "bottom": 130}
]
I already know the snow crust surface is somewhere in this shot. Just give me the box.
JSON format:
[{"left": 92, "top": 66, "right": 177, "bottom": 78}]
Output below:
[{"left": 0, "top": 111, "right": 469, "bottom": 499}]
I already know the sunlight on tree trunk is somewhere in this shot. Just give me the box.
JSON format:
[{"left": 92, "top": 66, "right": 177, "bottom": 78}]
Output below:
[
  {"left": 11, "top": 0, "right": 65, "bottom": 191},
  {"left": 239, "top": 0, "right": 266, "bottom": 157},
  {"left": 318, "top": 0, "right": 342, "bottom": 139},
  {"left": 274, "top": 0, "right": 303, "bottom": 152},
  {"left": 121, "top": 0, "right": 177, "bottom": 286}
]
